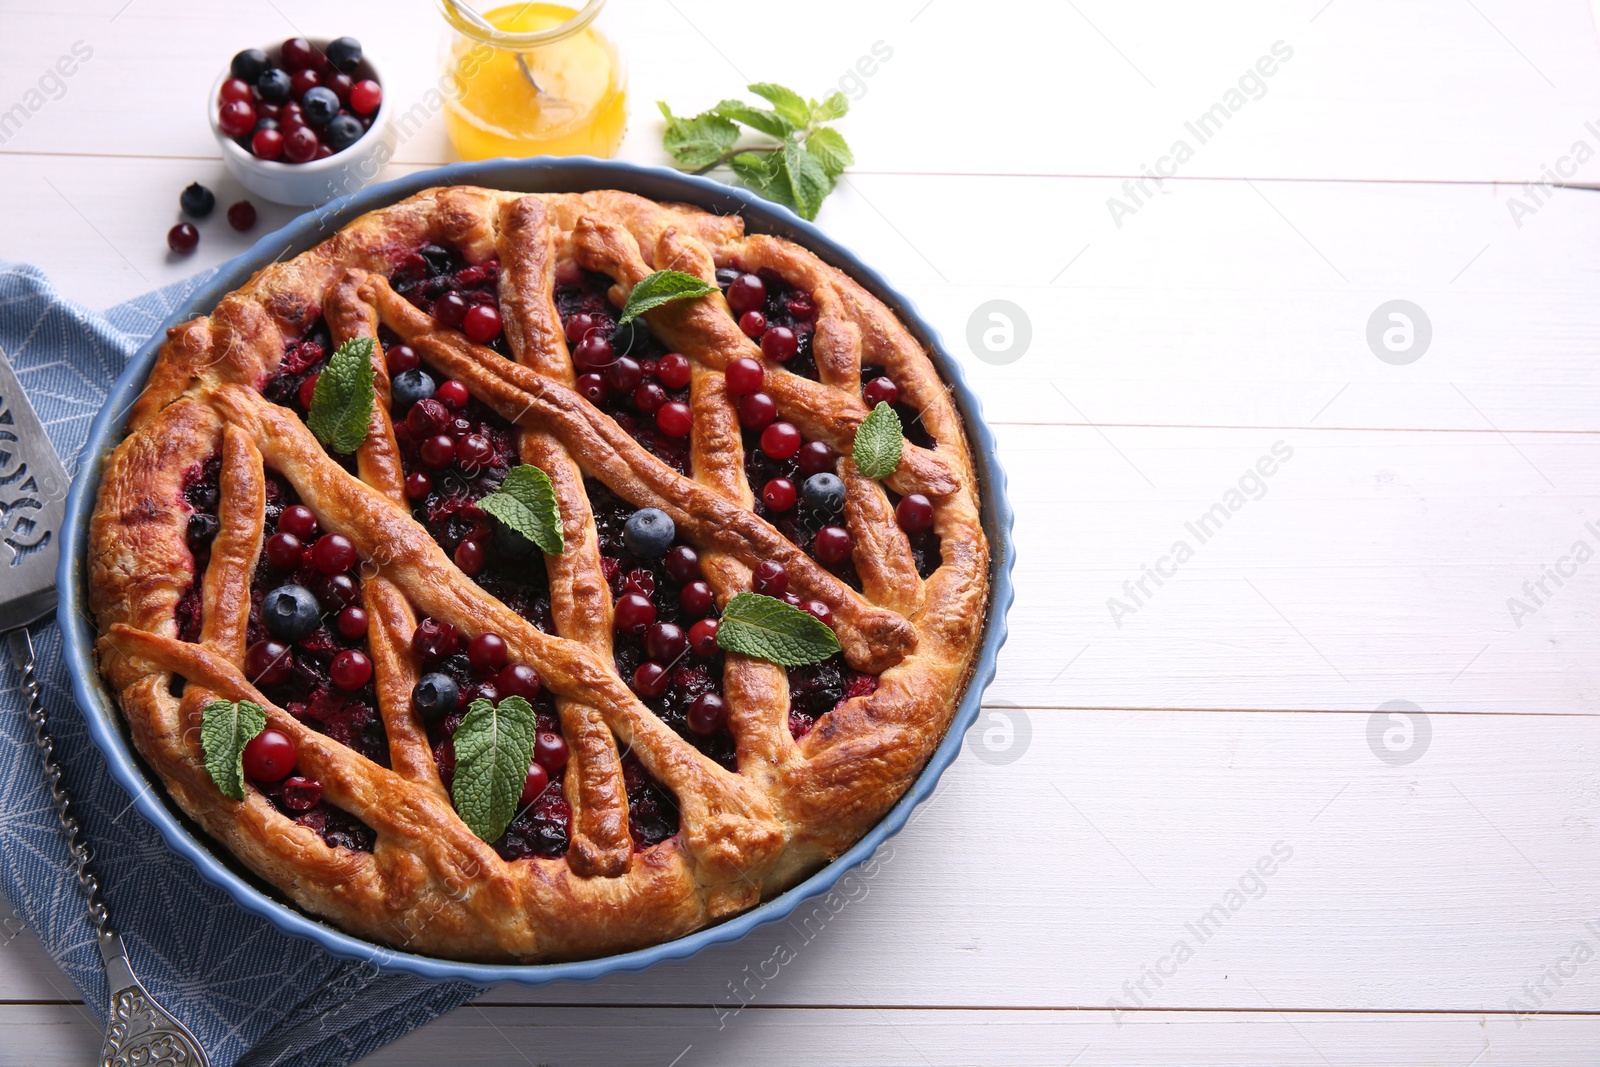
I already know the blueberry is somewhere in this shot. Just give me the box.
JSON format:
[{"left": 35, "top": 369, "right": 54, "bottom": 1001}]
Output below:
[
  {"left": 324, "top": 36, "right": 363, "bottom": 73},
  {"left": 802, "top": 473, "right": 846, "bottom": 514},
  {"left": 261, "top": 584, "right": 321, "bottom": 641},
  {"left": 179, "top": 182, "right": 215, "bottom": 219},
  {"left": 230, "top": 48, "right": 270, "bottom": 83},
  {"left": 253, "top": 116, "right": 279, "bottom": 134},
  {"left": 623, "top": 508, "right": 675, "bottom": 558},
  {"left": 391, "top": 369, "right": 436, "bottom": 411},
  {"left": 412, "top": 672, "right": 459, "bottom": 722},
  {"left": 256, "top": 67, "right": 292, "bottom": 103},
  {"left": 302, "top": 87, "right": 340, "bottom": 126},
  {"left": 324, "top": 113, "right": 363, "bottom": 152}
]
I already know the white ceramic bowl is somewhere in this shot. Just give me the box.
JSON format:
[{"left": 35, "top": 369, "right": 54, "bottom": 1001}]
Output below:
[{"left": 208, "top": 40, "right": 395, "bottom": 207}]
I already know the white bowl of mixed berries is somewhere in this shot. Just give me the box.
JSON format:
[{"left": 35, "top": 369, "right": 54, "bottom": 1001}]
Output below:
[{"left": 209, "top": 36, "right": 395, "bottom": 207}]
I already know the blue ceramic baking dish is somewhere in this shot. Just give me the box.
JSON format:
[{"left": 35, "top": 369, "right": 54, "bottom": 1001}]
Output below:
[{"left": 57, "top": 157, "right": 1015, "bottom": 986}]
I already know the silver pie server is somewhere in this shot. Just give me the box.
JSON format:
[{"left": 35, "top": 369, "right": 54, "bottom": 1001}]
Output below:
[{"left": 0, "top": 345, "right": 211, "bottom": 1067}]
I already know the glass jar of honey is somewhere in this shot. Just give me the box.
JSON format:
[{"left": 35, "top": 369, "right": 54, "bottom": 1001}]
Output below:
[{"left": 438, "top": 0, "right": 627, "bottom": 159}]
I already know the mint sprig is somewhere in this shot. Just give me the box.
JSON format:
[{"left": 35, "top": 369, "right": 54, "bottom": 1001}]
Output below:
[
  {"left": 479, "top": 464, "right": 564, "bottom": 555},
  {"left": 201, "top": 698, "right": 268, "bottom": 801},
  {"left": 451, "top": 695, "right": 540, "bottom": 843},
  {"left": 660, "top": 84, "right": 853, "bottom": 221},
  {"left": 307, "top": 337, "right": 376, "bottom": 455},
  {"left": 716, "top": 592, "right": 840, "bottom": 666},
  {"left": 852, "top": 401, "right": 903, "bottom": 480},
  {"left": 619, "top": 270, "right": 718, "bottom": 325}
]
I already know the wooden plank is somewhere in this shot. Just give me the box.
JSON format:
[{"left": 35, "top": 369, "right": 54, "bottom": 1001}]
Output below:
[{"left": 5, "top": 711, "right": 1600, "bottom": 1011}]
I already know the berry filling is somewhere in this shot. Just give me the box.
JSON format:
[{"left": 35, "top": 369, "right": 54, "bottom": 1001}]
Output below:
[
  {"left": 259, "top": 774, "right": 377, "bottom": 853},
  {"left": 787, "top": 658, "right": 880, "bottom": 740},
  {"left": 388, "top": 243, "right": 510, "bottom": 359},
  {"left": 555, "top": 270, "right": 692, "bottom": 475},
  {"left": 716, "top": 267, "right": 820, "bottom": 381},
  {"left": 741, "top": 427, "right": 863, "bottom": 592},
  {"left": 622, "top": 750, "right": 680, "bottom": 848},
  {"left": 175, "top": 452, "right": 225, "bottom": 643}
]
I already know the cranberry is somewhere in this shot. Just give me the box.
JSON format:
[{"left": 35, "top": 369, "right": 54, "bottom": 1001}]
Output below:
[
  {"left": 251, "top": 127, "right": 284, "bottom": 160},
  {"left": 289, "top": 68, "right": 321, "bottom": 98},
  {"left": 265, "top": 532, "right": 303, "bottom": 570},
  {"left": 606, "top": 356, "right": 643, "bottom": 392},
  {"left": 335, "top": 606, "right": 369, "bottom": 639},
  {"left": 645, "top": 622, "right": 688, "bottom": 664},
  {"left": 282, "top": 776, "right": 323, "bottom": 811},
  {"left": 633, "top": 661, "right": 670, "bottom": 698},
  {"left": 781, "top": 591, "right": 804, "bottom": 607},
  {"left": 280, "top": 505, "right": 318, "bottom": 539},
  {"left": 739, "top": 311, "right": 767, "bottom": 338},
  {"left": 297, "top": 373, "right": 320, "bottom": 410},
  {"left": 864, "top": 376, "right": 900, "bottom": 407},
  {"left": 575, "top": 333, "right": 614, "bottom": 369},
  {"left": 656, "top": 401, "right": 692, "bottom": 438},
  {"left": 413, "top": 618, "right": 459, "bottom": 661},
  {"left": 761, "top": 326, "right": 798, "bottom": 362},
  {"left": 520, "top": 762, "right": 550, "bottom": 804},
  {"left": 220, "top": 77, "right": 254, "bottom": 104},
  {"left": 311, "top": 533, "right": 358, "bottom": 575},
  {"left": 167, "top": 223, "right": 199, "bottom": 254},
  {"left": 737, "top": 392, "right": 777, "bottom": 431},
  {"left": 534, "top": 731, "right": 568, "bottom": 772},
  {"left": 576, "top": 373, "right": 609, "bottom": 404},
  {"left": 387, "top": 344, "right": 419, "bottom": 374},
  {"left": 245, "top": 639, "right": 293, "bottom": 688},
  {"left": 632, "top": 381, "right": 666, "bottom": 414},
  {"left": 350, "top": 78, "right": 382, "bottom": 115},
  {"left": 752, "top": 560, "right": 787, "bottom": 597},
  {"left": 283, "top": 125, "right": 319, "bottom": 163},
  {"left": 468, "top": 633, "right": 509, "bottom": 674},
  {"left": 330, "top": 649, "right": 372, "bottom": 690},
  {"left": 218, "top": 99, "right": 257, "bottom": 138},
  {"left": 679, "top": 581, "right": 714, "bottom": 618},
  {"left": 326, "top": 71, "right": 354, "bottom": 104},
  {"left": 565, "top": 312, "right": 603, "bottom": 343},
  {"left": 687, "top": 692, "right": 728, "bottom": 735},
  {"left": 314, "top": 572, "right": 358, "bottom": 609},
  {"left": 797, "top": 440, "right": 837, "bottom": 476},
  {"left": 689, "top": 618, "right": 719, "bottom": 656},
  {"left": 664, "top": 544, "right": 700, "bottom": 583},
  {"left": 656, "top": 352, "right": 692, "bottom": 390},
  {"left": 457, "top": 433, "right": 494, "bottom": 470},
  {"left": 896, "top": 493, "right": 934, "bottom": 533},
  {"left": 454, "top": 539, "right": 486, "bottom": 575},
  {"left": 725, "top": 356, "right": 763, "bottom": 396},
  {"left": 814, "top": 526, "right": 853, "bottom": 565},
  {"left": 787, "top": 292, "right": 816, "bottom": 320},
  {"left": 470, "top": 680, "right": 502, "bottom": 705},
  {"left": 614, "top": 592, "right": 656, "bottom": 634},
  {"left": 420, "top": 434, "right": 456, "bottom": 468},
  {"left": 404, "top": 471, "right": 432, "bottom": 499},
  {"left": 435, "top": 379, "right": 469, "bottom": 409},
  {"left": 640, "top": 358, "right": 659, "bottom": 378},
  {"left": 281, "top": 37, "right": 318, "bottom": 70},
  {"left": 496, "top": 663, "right": 541, "bottom": 701},
  {"left": 226, "top": 200, "right": 257, "bottom": 231},
  {"left": 762, "top": 477, "right": 797, "bottom": 512},
  {"left": 407, "top": 398, "right": 449, "bottom": 437},
  {"left": 242, "top": 728, "right": 295, "bottom": 782},
  {"left": 760, "top": 421, "right": 802, "bottom": 460},
  {"left": 803, "top": 600, "right": 834, "bottom": 627},
  {"left": 463, "top": 304, "right": 502, "bottom": 343},
  {"left": 624, "top": 568, "right": 657, "bottom": 598},
  {"left": 726, "top": 273, "right": 766, "bottom": 316},
  {"left": 434, "top": 292, "right": 469, "bottom": 328}
]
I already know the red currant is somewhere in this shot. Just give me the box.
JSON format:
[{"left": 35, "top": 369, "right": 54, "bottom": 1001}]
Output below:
[
  {"left": 687, "top": 692, "right": 729, "bottom": 735},
  {"left": 218, "top": 99, "right": 257, "bottom": 138},
  {"left": 387, "top": 344, "right": 419, "bottom": 374},
  {"left": 576, "top": 373, "right": 609, "bottom": 404},
  {"left": 689, "top": 618, "right": 720, "bottom": 656},
  {"left": 336, "top": 605, "right": 369, "bottom": 639},
  {"left": 289, "top": 68, "right": 321, "bottom": 98},
  {"left": 520, "top": 762, "right": 549, "bottom": 804},
  {"left": 468, "top": 633, "right": 509, "bottom": 675},
  {"left": 606, "top": 356, "right": 643, "bottom": 392},
  {"left": 434, "top": 292, "right": 468, "bottom": 328},
  {"left": 220, "top": 78, "right": 254, "bottom": 104},
  {"left": 726, "top": 273, "right": 766, "bottom": 316},
  {"left": 350, "top": 79, "right": 382, "bottom": 115},
  {"left": 760, "top": 421, "right": 801, "bottom": 460},
  {"left": 737, "top": 392, "right": 777, "bottom": 431},
  {"left": 404, "top": 471, "right": 432, "bottom": 499},
  {"left": 281, "top": 37, "right": 318, "bottom": 70},
  {"left": 803, "top": 600, "right": 834, "bottom": 628},
  {"left": 665, "top": 544, "right": 700, "bottom": 582},
  {"left": 463, "top": 304, "right": 502, "bottom": 344},
  {"left": 311, "top": 533, "right": 357, "bottom": 575},
  {"left": 814, "top": 526, "right": 853, "bottom": 565},
  {"left": 752, "top": 560, "right": 787, "bottom": 597},
  {"left": 457, "top": 433, "right": 494, "bottom": 470},
  {"left": 413, "top": 618, "right": 459, "bottom": 660},
  {"left": 614, "top": 592, "right": 656, "bottom": 634},
  {"left": 725, "top": 356, "right": 763, "bottom": 396},
  {"left": 297, "top": 373, "right": 320, "bottom": 410},
  {"left": 797, "top": 440, "right": 837, "bottom": 476},
  {"left": 761, "top": 326, "right": 798, "bottom": 362},
  {"left": 646, "top": 622, "right": 688, "bottom": 664},
  {"left": 632, "top": 381, "right": 666, "bottom": 414},
  {"left": 283, "top": 125, "right": 319, "bottom": 163},
  {"left": 407, "top": 398, "right": 449, "bottom": 437},
  {"left": 656, "top": 401, "right": 692, "bottom": 438},
  {"left": 679, "top": 580, "right": 714, "bottom": 618},
  {"left": 534, "top": 731, "right": 568, "bottom": 772},
  {"left": 251, "top": 127, "right": 284, "bottom": 160},
  {"left": 282, "top": 776, "right": 322, "bottom": 811},
  {"left": 896, "top": 493, "right": 934, "bottom": 533},
  {"left": 575, "top": 333, "right": 614, "bottom": 369},
  {"left": 326, "top": 71, "right": 354, "bottom": 104},
  {"left": 242, "top": 728, "right": 295, "bottom": 782},
  {"left": 226, "top": 200, "right": 257, "bottom": 231},
  {"left": 245, "top": 640, "right": 293, "bottom": 688},
  {"left": 167, "top": 223, "right": 198, "bottom": 254},
  {"left": 864, "top": 376, "right": 900, "bottom": 407},
  {"left": 435, "top": 379, "right": 469, "bottom": 409},
  {"left": 496, "top": 663, "right": 541, "bottom": 701},
  {"left": 330, "top": 649, "right": 372, "bottom": 690},
  {"left": 280, "top": 505, "right": 318, "bottom": 539},
  {"left": 656, "top": 352, "right": 691, "bottom": 390},
  {"left": 265, "top": 532, "right": 302, "bottom": 570},
  {"left": 633, "top": 661, "right": 671, "bottom": 698},
  {"left": 420, "top": 434, "right": 456, "bottom": 468},
  {"left": 739, "top": 310, "right": 767, "bottom": 338},
  {"left": 565, "top": 313, "right": 603, "bottom": 343},
  {"left": 762, "top": 477, "right": 797, "bottom": 511},
  {"left": 454, "top": 539, "right": 485, "bottom": 575}
]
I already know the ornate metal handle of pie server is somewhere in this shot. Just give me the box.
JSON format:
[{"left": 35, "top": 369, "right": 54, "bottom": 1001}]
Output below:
[{"left": 7, "top": 627, "right": 212, "bottom": 1067}]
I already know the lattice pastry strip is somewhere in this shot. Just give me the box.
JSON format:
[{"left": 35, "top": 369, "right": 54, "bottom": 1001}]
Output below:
[{"left": 87, "top": 186, "right": 989, "bottom": 962}]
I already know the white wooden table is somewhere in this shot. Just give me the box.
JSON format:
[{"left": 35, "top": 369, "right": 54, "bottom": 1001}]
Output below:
[{"left": 6, "top": 0, "right": 1600, "bottom": 1062}]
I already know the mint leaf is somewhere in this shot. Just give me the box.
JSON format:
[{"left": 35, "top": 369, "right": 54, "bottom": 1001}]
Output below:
[
  {"left": 810, "top": 91, "right": 849, "bottom": 123},
  {"left": 806, "top": 127, "right": 853, "bottom": 179},
  {"left": 658, "top": 102, "right": 740, "bottom": 169},
  {"left": 451, "top": 695, "right": 540, "bottom": 842},
  {"left": 620, "top": 269, "right": 718, "bottom": 324},
  {"left": 479, "top": 464, "right": 564, "bottom": 555},
  {"left": 731, "top": 150, "right": 795, "bottom": 210},
  {"left": 307, "top": 337, "right": 376, "bottom": 455},
  {"left": 713, "top": 99, "right": 793, "bottom": 139},
  {"left": 201, "top": 699, "right": 268, "bottom": 801},
  {"left": 853, "top": 401, "right": 904, "bottom": 479},
  {"left": 748, "top": 83, "right": 811, "bottom": 129},
  {"left": 716, "top": 592, "right": 841, "bottom": 666},
  {"left": 784, "top": 140, "right": 832, "bottom": 221}
]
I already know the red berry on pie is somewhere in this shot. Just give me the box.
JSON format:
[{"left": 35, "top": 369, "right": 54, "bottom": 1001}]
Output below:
[
  {"left": 420, "top": 434, "right": 456, "bottom": 468},
  {"left": 752, "top": 560, "right": 787, "bottom": 597},
  {"left": 688, "top": 617, "right": 719, "bottom": 656},
  {"left": 664, "top": 545, "right": 700, "bottom": 583},
  {"left": 435, "top": 379, "right": 469, "bottom": 409},
  {"left": 577, "top": 373, "right": 610, "bottom": 404},
  {"left": 242, "top": 728, "right": 296, "bottom": 783},
  {"left": 265, "top": 531, "right": 302, "bottom": 570},
  {"left": 335, "top": 605, "right": 369, "bottom": 639},
  {"left": 863, "top": 376, "right": 899, "bottom": 407},
  {"left": 387, "top": 344, "right": 419, "bottom": 373},
  {"left": 656, "top": 401, "right": 692, "bottom": 438},
  {"left": 739, "top": 310, "right": 767, "bottom": 338},
  {"left": 686, "top": 692, "right": 728, "bottom": 735},
  {"left": 311, "top": 533, "right": 357, "bottom": 575},
  {"left": 613, "top": 592, "right": 655, "bottom": 634},
  {"left": 726, "top": 273, "right": 765, "bottom": 316},
  {"left": 803, "top": 600, "right": 833, "bottom": 627},
  {"left": 762, "top": 477, "right": 796, "bottom": 512},
  {"left": 282, "top": 776, "right": 323, "bottom": 811},
  {"left": 279, "top": 505, "right": 318, "bottom": 539},
  {"left": 737, "top": 392, "right": 777, "bottom": 431},
  {"left": 330, "top": 649, "right": 372, "bottom": 690},
  {"left": 574, "top": 333, "right": 613, "bottom": 369},
  {"left": 496, "top": 663, "right": 541, "bottom": 701},
  {"left": 631, "top": 381, "right": 665, "bottom": 414},
  {"left": 814, "top": 525, "right": 853, "bottom": 565},
  {"left": 454, "top": 538, "right": 486, "bottom": 575},
  {"left": 534, "top": 731, "right": 568, "bottom": 772},
  {"left": 298, "top": 373, "right": 320, "bottom": 410},
  {"left": 761, "top": 326, "right": 798, "bottom": 362},
  {"left": 760, "top": 421, "right": 801, "bottom": 460},
  {"left": 413, "top": 618, "right": 459, "bottom": 661},
  {"left": 463, "top": 304, "right": 502, "bottom": 343},
  {"left": 632, "top": 661, "right": 670, "bottom": 698},
  {"left": 434, "top": 292, "right": 469, "bottom": 328},
  {"left": 896, "top": 493, "right": 934, "bottom": 533},
  {"left": 468, "top": 632, "right": 509, "bottom": 674},
  {"left": 797, "top": 440, "right": 836, "bottom": 476},
  {"left": 404, "top": 471, "right": 432, "bottom": 499},
  {"left": 246, "top": 640, "right": 293, "bottom": 688},
  {"left": 565, "top": 313, "right": 602, "bottom": 343},
  {"left": 645, "top": 622, "right": 688, "bottom": 664},
  {"left": 725, "top": 357, "right": 763, "bottom": 396},
  {"left": 656, "top": 352, "right": 691, "bottom": 390},
  {"left": 520, "top": 762, "right": 550, "bottom": 804},
  {"left": 606, "top": 356, "right": 643, "bottom": 392},
  {"left": 407, "top": 398, "right": 449, "bottom": 436},
  {"left": 457, "top": 433, "right": 494, "bottom": 470},
  {"left": 679, "top": 580, "right": 714, "bottom": 618}
]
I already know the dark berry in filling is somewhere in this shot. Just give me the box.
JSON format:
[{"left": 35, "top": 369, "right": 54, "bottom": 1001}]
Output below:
[
  {"left": 787, "top": 658, "right": 879, "bottom": 740},
  {"left": 621, "top": 750, "right": 680, "bottom": 848},
  {"left": 716, "top": 266, "right": 820, "bottom": 381},
  {"left": 174, "top": 452, "right": 226, "bottom": 642},
  {"left": 743, "top": 427, "right": 863, "bottom": 592},
  {"left": 387, "top": 242, "right": 510, "bottom": 359}
]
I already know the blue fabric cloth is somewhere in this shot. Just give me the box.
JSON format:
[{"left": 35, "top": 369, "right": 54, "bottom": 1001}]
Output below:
[{"left": 0, "top": 263, "right": 483, "bottom": 1066}]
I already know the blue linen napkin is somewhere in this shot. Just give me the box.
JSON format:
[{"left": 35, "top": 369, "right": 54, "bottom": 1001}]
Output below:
[{"left": 0, "top": 262, "right": 483, "bottom": 1067}]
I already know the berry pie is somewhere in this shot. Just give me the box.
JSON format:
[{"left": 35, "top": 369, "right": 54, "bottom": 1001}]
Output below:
[{"left": 88, "top": 186, "right": 990, "bottom": 962}]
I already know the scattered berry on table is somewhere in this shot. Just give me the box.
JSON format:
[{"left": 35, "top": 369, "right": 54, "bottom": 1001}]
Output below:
[
  {"left": 167, "top": 223, "right": 199, "bottom": 254},
  {"left": 179, "top": 182, "right": 215, "bottom": 218},
  {"left": 227, "top": 199, "right": 257, "bottom": 231}
]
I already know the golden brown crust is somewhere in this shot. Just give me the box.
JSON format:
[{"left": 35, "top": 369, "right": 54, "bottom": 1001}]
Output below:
[{"left": 87, "top": 186, "right": 989, "bottom": 962}]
